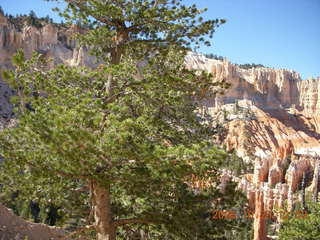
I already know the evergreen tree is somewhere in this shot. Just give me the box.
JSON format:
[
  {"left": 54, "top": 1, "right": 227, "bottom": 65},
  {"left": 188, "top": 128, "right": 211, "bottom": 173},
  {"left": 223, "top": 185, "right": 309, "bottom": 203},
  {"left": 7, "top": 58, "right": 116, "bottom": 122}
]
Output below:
[
  {"left": 0, "top": 1, "right": 246, "bottom": 239},
  {"left": 28, "top": 10, "right": 37, "bottom": 20},
  {"left": 204, "top": 53, "right": 224, "bottom": 61},
  {"left": 27, "top": 10, "right": 42, "bottom": 28},
  {"left": 45, "top": 14, "right": 50, "bottom": 23},
  {"left": 279, "top": 203, "right": 320, "bottom": 240},
  {"left": 28, "top": 10, "right": 37, "bottom": 26},
  {"left": 0, "top": 6, "right": 4, "bottom": 15}
]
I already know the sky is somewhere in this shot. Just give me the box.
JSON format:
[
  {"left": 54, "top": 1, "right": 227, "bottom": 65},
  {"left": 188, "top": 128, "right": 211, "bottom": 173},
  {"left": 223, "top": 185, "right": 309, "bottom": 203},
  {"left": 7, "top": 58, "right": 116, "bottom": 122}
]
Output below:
[{"left": 0, "top": 0, "right": 319, "bottom": 79}]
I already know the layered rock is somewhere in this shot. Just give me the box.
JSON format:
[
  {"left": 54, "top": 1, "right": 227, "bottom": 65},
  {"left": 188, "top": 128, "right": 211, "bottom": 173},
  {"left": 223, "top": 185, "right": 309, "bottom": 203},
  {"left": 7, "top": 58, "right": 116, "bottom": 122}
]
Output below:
[
  {"left": 239, "top": 154, "right": 319, "bottom": 240},
  {"left": 223, "top": 107, "right": 320, "bottom": 159},
  {"left": 186, "top": 52, "right": 302, "bottom": 110},
  {"left": 298, "top": 77, "right": 320, "bottom": 114},
  {"left": 186, "top": 52, "right": 320, "bottom": 158},
  {"left": 253, "top": 190, "right": 267, "bottom": 240}
]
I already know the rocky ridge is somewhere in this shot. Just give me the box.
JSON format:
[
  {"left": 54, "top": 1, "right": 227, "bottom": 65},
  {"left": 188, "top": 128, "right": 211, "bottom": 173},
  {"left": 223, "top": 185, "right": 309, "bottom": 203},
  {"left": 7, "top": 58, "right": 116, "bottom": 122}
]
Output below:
[{"left": 186, "top": 52, "right": 320, "bottom": 159}]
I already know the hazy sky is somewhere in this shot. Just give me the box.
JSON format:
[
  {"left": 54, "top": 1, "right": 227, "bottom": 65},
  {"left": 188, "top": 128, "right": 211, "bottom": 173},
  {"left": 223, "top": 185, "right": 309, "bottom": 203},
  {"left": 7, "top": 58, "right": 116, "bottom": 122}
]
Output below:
[{"left": 1, "top": 0, "right": 319, "bottom": 79}]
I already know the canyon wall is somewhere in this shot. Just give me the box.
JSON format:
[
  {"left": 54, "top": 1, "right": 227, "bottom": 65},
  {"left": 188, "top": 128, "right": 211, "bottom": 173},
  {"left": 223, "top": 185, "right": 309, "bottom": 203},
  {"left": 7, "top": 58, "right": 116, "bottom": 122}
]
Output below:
[{"left": 186, "top": 52, "right": 320, "bottom": 159}]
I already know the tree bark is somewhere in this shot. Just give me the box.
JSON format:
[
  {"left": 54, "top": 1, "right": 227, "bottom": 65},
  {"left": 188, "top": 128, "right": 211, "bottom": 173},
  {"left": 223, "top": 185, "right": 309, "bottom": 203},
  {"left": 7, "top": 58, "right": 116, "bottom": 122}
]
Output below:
[
  {"left": 312, "top": 158, "right": 319, "bottom": 202},
  {"left": 91, "top": 180, "right": 116, "bottom": 240},
  {"left": 105, "top": 30, "right": 127, "bottom": 96},
  {"left": 299, "top": 173, "right": 306, "bottom": 210}
]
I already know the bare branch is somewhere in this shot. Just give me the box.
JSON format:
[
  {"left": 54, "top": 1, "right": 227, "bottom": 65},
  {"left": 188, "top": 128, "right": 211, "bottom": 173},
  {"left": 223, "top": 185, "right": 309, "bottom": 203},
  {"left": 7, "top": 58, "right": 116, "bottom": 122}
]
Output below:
[
  {"left": 26, "top": 160, "right": 90, "bottom": 180},
  {"left": 65, "top": 0, "right": 120, "bottom": 27},
  {"left": 153, "top": 0, "right": 159, "bottom": 8},
  {"left": 60, "top": 225, "right": 95, "bottom": 240},
  {"left": 114, "top": 218, "right": 158, "bottom": 227}
]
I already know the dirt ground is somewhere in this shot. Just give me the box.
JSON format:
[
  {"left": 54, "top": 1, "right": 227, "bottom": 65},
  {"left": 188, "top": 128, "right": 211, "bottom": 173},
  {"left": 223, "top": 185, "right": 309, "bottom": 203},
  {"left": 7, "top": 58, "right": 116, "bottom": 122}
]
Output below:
[{"left": 0, "top": 203, "right": 66, "bottom": 240}]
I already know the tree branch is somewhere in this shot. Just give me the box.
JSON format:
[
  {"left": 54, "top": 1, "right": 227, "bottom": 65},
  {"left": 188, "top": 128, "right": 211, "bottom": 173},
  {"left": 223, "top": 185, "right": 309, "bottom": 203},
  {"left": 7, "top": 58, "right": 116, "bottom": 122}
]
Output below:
[
  {"left": 114, "top": 218, "right": 158, "bottom": 227},
  {"left": 60, "top": 225, "right": 95, "bottom": 239},
  {"left": 55, "top": 169, "right": 90, "bottom": 180},
  {"left": 153, "top": 0, "right": 159, "bottom": 8},
  {"left": 65, "top": 0, "right": 120, "bottom": 27},
  {"left": 127, "top": 19, "right": 171, "bottom": 33},
  {"left": 26, "top": 160, "right": 90, "bottom": 180},
  {"left": 130, "top": 39, "right": 170, "bottom": 45}
]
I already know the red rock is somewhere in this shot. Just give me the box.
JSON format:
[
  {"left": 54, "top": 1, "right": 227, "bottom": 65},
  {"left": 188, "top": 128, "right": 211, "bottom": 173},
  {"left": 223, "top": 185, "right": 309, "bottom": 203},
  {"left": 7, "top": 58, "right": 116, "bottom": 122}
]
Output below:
[{"left": 253, "top": 190, "right": 267, "bottom": 240}]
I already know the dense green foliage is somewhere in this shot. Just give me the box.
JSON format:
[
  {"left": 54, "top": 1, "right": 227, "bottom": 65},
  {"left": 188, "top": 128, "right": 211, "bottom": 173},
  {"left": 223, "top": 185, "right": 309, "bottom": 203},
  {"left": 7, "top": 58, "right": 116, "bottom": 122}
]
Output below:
[
  {"left": 237, "top": 63, "right": 265, "bottom": 69},
  {"left": 0, "top": 0, "right": 250, "bottom": 239},
  {"left": 1, "top": 9, "right": 55, "bottom": 30},
  {"left": 204, "top": 53, "right": 224, "bottom": 61},
  {"left": 0, "top": 48, "right": 249, "bottom": 239},
  {"left": 51, "top": 0, "right": 226, "bottom": 63},
  {"left": 279, "top": 203, "right": 320, "bottom": 240},
  {"left": 204, "top": 53, "right": 265, "bottom": 69}
]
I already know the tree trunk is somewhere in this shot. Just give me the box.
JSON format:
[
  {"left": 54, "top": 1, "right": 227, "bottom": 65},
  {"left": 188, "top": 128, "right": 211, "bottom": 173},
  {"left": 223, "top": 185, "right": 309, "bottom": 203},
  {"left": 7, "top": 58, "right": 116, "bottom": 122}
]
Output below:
[
  {"left": 105, "top": 30, "right": 126, "bottom": 96},
  {"left": 94, "top": 30, "right": 126, "bottom": 239},
  {"left": 105, "top": 47, "right": 122, "bottom": 96},
  {"left": 312, "top": 158, "right": 319, "bottom": 202},
  {"left": 91, "top": 180, "right": 116, "bottom": 240},
  {"left": 300, "top": 173, "right": 306, "bottom": 210}
]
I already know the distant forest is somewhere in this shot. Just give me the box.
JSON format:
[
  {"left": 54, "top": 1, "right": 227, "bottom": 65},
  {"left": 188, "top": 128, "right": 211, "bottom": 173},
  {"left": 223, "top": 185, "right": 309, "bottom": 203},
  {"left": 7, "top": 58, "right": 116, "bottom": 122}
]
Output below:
[
  {"left": 236, "top": 63, "right": 265, "bottom": 69},
  {"left": 204, "top": 53, "right": 225, "bottom": 61},
  {"left": 0, "top": 6, "right": 56, "bottom": 30},
  {"left": 205, "top": 53, "right": 265, "bottom": 69},
  {"left": 0, "top": 6, "right": 95, "bottom": 31}
]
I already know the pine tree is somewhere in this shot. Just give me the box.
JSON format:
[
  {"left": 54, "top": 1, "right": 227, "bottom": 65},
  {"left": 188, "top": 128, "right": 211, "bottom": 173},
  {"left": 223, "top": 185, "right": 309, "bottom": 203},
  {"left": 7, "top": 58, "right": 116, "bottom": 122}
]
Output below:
[
  {"left": 279, "top": 203, "right": 320, "bottom": 240},
  {"left": 27, "top": 10, "right": 42, "bottom": 28},
  {"left": 45, "top": 14, "right": 50, "bottom": 23},
  {"left": 0, "top": 6, "right": 4, "bottom": 16},
  {"left": 0, "top": 1, "right": 247, "bottom": 239}
]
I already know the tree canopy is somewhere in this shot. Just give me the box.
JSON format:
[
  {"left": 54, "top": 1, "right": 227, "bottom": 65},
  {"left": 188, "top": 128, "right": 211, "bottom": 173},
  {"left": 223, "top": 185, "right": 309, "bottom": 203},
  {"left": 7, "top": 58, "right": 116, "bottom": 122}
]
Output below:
[
  {"left": 279, "top": 203, "right": 320, "bottom": 240},
  {"left": 50, "top": 0, "right": 225, "bottom": 64},
  {"left": 0, "top": 1, "right": 248, "bottom": 239}
]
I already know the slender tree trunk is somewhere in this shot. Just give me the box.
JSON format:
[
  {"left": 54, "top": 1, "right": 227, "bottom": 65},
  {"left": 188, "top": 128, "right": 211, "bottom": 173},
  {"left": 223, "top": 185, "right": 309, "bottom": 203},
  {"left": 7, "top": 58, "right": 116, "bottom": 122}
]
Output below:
[
  {"left": 105, "top": 47, "right": 122, "bottom": 96},
  {"left": 312, "top": 157, "right": 319, "bottom": 202},
  {"left": 299, "top": 173, "right": 306, "bottom": 210},
  {"left": 105, "top": 30, "right": 127, "bottom": 96},
  {"left": 94, "top": 30, "right": 127, "bottom": 239},
  {"left": 91, "top": 180, "right": 116, "bottom": 240}
]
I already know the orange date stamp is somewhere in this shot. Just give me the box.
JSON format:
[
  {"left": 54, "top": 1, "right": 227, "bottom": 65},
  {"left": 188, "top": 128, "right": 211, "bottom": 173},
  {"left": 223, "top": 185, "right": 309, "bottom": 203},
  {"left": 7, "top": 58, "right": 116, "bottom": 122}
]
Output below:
[{"left": 211, "top": 209, "right": 308, "bottom": 220}]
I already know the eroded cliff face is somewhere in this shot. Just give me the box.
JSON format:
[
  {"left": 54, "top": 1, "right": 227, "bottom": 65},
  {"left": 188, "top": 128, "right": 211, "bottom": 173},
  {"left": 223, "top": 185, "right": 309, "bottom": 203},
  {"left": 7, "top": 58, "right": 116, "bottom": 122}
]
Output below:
[
  {"left": 298, "top": 77, "right": 320, "bottom": 114},
  {"left": 186, "top": 52, "right": 302, "bottom": 109},
  {"left": 186, "top": 52, "right": 320, "bottom": 159},
  {"left": 0, "top": 13, "right": 94, "bottom": 66},
  {"left": 0, "top": 13, "right": 97, "bottom": 127}
]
